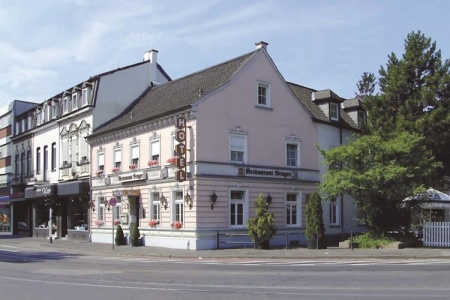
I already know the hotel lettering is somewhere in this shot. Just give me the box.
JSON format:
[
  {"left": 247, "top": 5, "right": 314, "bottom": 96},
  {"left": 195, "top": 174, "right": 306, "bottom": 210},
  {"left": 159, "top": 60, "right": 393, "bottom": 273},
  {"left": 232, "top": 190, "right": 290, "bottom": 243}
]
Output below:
[{"left": 175, "top": 117, "right": 187, "bottom": 182}]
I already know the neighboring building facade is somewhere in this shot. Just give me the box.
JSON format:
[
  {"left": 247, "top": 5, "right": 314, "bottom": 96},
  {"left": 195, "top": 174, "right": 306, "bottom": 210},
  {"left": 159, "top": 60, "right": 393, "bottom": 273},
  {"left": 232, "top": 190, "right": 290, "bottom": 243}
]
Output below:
[
  {"left": 9, "top": 50, "right": 170, "bottom": 238},
  {"left": 0, "top": 100, "right": 37, "bottom": 235},
  {"left": 87, "top": 42, "right": 365, "bottom": 250}
]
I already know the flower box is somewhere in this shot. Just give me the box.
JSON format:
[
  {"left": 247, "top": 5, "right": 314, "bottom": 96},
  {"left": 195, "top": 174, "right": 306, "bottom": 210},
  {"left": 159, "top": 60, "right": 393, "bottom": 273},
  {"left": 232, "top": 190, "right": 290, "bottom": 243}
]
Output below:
[
  {"left": 129, "top": 164, "right": 137, "bottom": 170},
  {"left": 167, "top": 157, "right": 177, "bottom": 165},
  {"left": 95, "top": 220, "right": 105, "bottom": 226},
  {"left": 148, "top": 219, "right": 159, "bottom": 227},
  {"left": 96, "top": 170, "right": 104, "bottom": 176},
  {"left": 113, "top": 219, "right": 121, "bottom": 226},
  {"left": 112, "top": 167, "right": 120, "bottom": 173},
  {"left": 171, "top": 221, "right": 182, "bottom": 229},
  {"left": 148, "top": 160, "right": 159, "bottom": 167}
]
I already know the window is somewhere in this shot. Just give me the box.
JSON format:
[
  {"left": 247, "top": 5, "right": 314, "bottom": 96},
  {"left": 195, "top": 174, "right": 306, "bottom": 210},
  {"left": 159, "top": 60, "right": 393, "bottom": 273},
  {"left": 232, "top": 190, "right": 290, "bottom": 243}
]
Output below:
[
  {"left": 63, "top": 96, "right": 69, "bottom": 113},
  {"left": 330, "top": 197, "right": 340, "bottom": 225},
  {"left": 43, "top": 145, "right": 48, "bottom": 174},
  {"left": 82, "top": 86, "right": 90, "bottom": 106},
  {"left": 14, "top": 153, "right": 19, "bottom": 178},
  {"left": 131, "top": 145, "right": 139, "bottom": 166},
  {"left": 36, "top": 111, "right": 41, "bottom": 126},
  {"left": 173, "top": 191, "right": 184, "bottom": 224},
  {"left": 79, "top": 124, "right": 89, "bottom": 163},
  {"left": 113, "top": 197, "right": 122, "bottom": 221},
  {"left": 26, "top": 149, "right": 31, "bottom": 176},
  {"left": 230, "top": 134, "right": 246, "bottom": 163},
  {"left": 98, "top": 153, "right": 105, "bottom": 171},
  {"left": 358, "top": 111, "right": 367, "bottom": 126},
  {"left": 51, "top": 143, "right": 56, "bottom": 171},
  {"left": 257, "top": 82, "right": 270, "bottom": 107},
  {"left": 286, "top": 193, "right": 299, "bottom": 226},
  {"left": 72, "top": 93, "right": 78, "bottom": 110},
  {"left": 28, "top": 116, "right": 32, "bottom": 130},
  {"left": 98, "top": 196, "right": 106, "bottom": 223},
  {"left": 15, "top": 121, "right": 20, "bottom": 135},
  {"left": 51, "top": 104, "right": 57, "bottom": 119},
  {"left": 61, "top": 136, "right": 69, "bottom": 166},
  {"left": 330, "top": 102, "right": 339, "bottom": 121},
  {"left": 230, "top": 190, "right": 246, "bottom": 227},
  {"left": 286, "top": 143, "right": 299, "bottom": 167},
  {"left": 172, "top": 135, "right": 179, "bottom": 157},
  {"left": 151, "top": 192, "right": 161, "bottom": 226},
  {"left": 114, "top": 150, "right": 121, "bottom": 169},
  {"left": 21, "top": 152, "right": 25, "bottom": 178},
  {"left": 36, "top": 147, "right": 41, "bottom": 174},
  {"left": 150, "top": 140, "right": 160, "bottom": 162},
  {"left": 70, "top": 135, "right": 78, "bottom": 163}
]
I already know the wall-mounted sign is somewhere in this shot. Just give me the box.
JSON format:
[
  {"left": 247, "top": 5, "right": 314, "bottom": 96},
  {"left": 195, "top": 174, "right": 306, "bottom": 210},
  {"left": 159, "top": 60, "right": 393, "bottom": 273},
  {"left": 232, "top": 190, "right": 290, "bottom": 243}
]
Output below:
[
  {"left": 113, "top": 190, "right": 141, "bottom": 197},
  {"left": 175, "top": 117, "right": 187, "bottom": 183},
  {"left": 175, "top": 169, "right": 186, "bottom": 182},
  {"left": 117, "top": 172, "right": 146, "bottom": 183},
  {"left": 237, "top": 167, "right": 297, "bottom": 179}
]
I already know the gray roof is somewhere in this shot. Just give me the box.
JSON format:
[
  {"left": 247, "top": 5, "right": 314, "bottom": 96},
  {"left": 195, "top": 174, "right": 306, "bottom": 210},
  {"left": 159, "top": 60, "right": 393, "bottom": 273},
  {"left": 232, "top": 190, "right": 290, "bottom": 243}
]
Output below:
[
  {"left": 343, "top": 97, "right": 363, "bottom": 110},
  {"left": 92, "top": 51, "right": 256, "bottom": 136},
  {"left": 287, "top": 82, "right": 359, "bottom": 130}
]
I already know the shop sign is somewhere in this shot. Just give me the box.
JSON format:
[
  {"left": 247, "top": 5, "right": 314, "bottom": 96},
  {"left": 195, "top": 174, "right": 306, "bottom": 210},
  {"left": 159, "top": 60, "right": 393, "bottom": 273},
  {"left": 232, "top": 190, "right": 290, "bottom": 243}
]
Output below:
[
  {"left": 113, "top": 190, "right": 141, "bottom": 197},
  {"left": 91, "top": 177, "right": 107, "bottom": 187},
  {"left": 147, "top": 168, "right": 167, "bottom": 180},
  {"left": 237, "top": 167, "right": 297, "bottom": 179},
  {"left": 35, "top": 185, "right": 56, "bottom": 197},
  {"left": 117, "top": 172, "right": 146, "bottom": 183},
  {"left": 175, "top": 116, "right": 187, "bottom": 183}
]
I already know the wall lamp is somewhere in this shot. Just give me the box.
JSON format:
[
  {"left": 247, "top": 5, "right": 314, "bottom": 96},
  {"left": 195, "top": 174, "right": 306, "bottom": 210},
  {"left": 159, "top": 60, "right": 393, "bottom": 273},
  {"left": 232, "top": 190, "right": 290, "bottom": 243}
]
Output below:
[
  {"left": 104, "top": 199, "right": 111, "bottom": 212},
  {"left": 210, "top": 192, "right": 217, "bottom": 210},
  {"left": 89, "top": 199, "right": 96, "bottom": 212},
  {"left": 184, "top": 192, "right": 192, "bottom": 209},
  {"left": 266, "top": 193, "right": 272, "bottom": 206},
  {"left": 160, "top": 193, "right": 167, "bottom": 210}
]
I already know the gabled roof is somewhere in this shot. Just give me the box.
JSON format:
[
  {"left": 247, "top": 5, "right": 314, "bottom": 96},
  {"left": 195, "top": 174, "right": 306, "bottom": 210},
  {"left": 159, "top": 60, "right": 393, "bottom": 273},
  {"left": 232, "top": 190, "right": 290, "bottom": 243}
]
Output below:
[
  {"left": 343, "top": 97, "right": 364, "bottom": 110},
  {"left": 287, "top": 82, "right": 359, "bottom": 130},
  {"left": 91, "top": 50, "right": 257, "bottom": 137}
]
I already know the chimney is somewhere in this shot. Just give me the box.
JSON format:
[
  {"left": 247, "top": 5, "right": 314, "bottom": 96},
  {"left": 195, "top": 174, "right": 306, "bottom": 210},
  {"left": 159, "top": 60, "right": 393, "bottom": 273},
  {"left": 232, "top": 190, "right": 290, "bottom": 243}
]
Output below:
[
  {"left": 144, "top": 49, "right": 158, "bottom": 84},
  {"left": 255, "top": 41, "right": 268, "bottom": 50}
]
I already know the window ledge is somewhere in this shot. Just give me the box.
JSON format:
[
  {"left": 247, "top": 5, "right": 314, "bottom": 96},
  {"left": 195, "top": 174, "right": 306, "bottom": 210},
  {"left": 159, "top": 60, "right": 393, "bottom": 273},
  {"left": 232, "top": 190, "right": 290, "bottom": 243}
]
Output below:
[{"left": 255, "top": 105, "right": 273, "bottom": 111}]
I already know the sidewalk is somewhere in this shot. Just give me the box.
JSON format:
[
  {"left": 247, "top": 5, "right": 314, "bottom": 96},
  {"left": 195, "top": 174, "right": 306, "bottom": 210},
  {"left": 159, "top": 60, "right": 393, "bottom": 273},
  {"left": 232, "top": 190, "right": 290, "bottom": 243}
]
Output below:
[{"left": 2, "top": 236, "right": 450, "bottom": 260}]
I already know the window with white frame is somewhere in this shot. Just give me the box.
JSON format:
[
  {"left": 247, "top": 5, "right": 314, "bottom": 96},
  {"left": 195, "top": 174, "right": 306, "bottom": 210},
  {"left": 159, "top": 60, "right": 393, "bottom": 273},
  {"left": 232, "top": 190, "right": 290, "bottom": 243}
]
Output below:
[
  {"left": 230, "top": 190, "right": 246, "bottom": 227},
  {"left": 257, "top": 82, "right": 270, "bottom": 107},
  {"left": 151, "top": 192, "right": 161, "bottom": 225},
  {"left": 36, "top": 111, "right": 41, "bottom": 126},
  {"left": 61, "top": 136, "right": 69, "bottom": 166},
  {"left": 79, "top": 133, "right": 88, "bottom": 163},
  {"left": 330, "top": 102, "right": 339, "bottom": 121},
  {"left": 358, "top": 110, "right": 367, "bottom": 126},
  {"left": 82, "top": 87, "right": 90, "bottom": 106},
  {"left": 51, "top": 143, "right": 56, "bottom": 171},
  {"left": 171, "top": 135, "right": 179, "bottom": 157},
  {"left": 98, "top": 152, "right": 105, "bottom": 171},
  {"left": 286, "top": 193, "right": 300, "bottom": 226},
  {"left": 98, "top": 196, "right": 106, "bottom": 223},
  {"left": 286, "top": 142, "right": 300, "bottom": 167},
  {"left": 28, "top": 115, "right": 32, "bottom": 129},
  {"left": 230, "top": 134, "right": 246, "bottom": 163},
  {"left": 36, "top": 147, "right": 41, "bottom": 174},
  {"left": 70, "top": 134, "right": 79, "bottom": 163},
  {"left": 113, "top": 196, "right": 122, "bottom": 222},
  {"left": 330, "top": 197, "right": 340, "bottom": 225},
  {"left": 26, "top": 149, "right": 31, "bottom": 176},
  {"left": 63, "top": 96, "right": 69, "bottom": 113},
  {"left": 114, "top": 149, "right": 122, "bottom": 169},
  {"left": 72, "top": 92, "right": 78, "bottom": 110},
  {"left": 131, "top": 145, "right": 139, "bottom": 166},
  {"left": 150, "top": 139, "right": 160, "bottom": 163},
  {"left": 173, "top": 191, "right": 184, "bottom": 224}
]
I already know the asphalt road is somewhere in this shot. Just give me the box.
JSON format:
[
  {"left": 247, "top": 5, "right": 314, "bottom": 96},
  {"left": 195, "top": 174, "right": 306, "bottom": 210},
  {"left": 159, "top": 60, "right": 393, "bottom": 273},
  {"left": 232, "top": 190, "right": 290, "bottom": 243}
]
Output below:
[{"left": 1, "top": 246, "right": 450, "bottom": 300}]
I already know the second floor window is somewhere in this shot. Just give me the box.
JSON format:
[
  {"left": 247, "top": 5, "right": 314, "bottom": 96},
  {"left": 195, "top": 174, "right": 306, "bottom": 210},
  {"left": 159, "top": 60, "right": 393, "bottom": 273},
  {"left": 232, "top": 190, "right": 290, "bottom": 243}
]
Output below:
[
  {"left": 26, "top": 149, "right": 31, "bottom": 176},
  {"left": 286, "top": 143, "right": 299, "bottom": 167},
  {"left": 51, "top": 143, "right": 56, "bottom": 171},
  {"left": 36, "top": 147, "right": 41, "bottom": 174},
  {"left": 114, "top": 150, "right": 122, "bottom": 169},
  {"left": 131, "top": 145, "right": 139, "bottom": 166},
  {"left": 230, "top": 134, "right": 246, "bottom": 163},
  {"left": 98, "top": 153, "right": 105, "bottom": 171},
  {"left": 150, "top": 140, "right": 160, "bottom": 162}
]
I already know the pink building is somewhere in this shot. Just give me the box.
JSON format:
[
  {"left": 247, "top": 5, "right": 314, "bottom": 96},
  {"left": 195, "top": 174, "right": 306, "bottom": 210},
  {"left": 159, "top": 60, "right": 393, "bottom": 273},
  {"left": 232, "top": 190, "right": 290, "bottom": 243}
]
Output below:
[{"left": 87, "top": 42, "right": 364, "bottom": 250}]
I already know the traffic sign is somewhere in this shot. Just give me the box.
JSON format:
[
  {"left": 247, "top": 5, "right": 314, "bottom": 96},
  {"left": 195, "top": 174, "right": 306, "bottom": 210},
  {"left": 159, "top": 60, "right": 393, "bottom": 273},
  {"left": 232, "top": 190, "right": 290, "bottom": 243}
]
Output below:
[{"left": 109, "top": 197, "right": 117, "bottom": 206}]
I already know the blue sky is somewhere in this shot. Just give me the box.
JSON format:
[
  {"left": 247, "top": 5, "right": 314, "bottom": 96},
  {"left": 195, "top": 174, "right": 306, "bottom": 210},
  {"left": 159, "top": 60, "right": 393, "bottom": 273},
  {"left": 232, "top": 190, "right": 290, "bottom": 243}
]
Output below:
[{"left": 1, "top": 0, "right": 449, "bottom": 107}]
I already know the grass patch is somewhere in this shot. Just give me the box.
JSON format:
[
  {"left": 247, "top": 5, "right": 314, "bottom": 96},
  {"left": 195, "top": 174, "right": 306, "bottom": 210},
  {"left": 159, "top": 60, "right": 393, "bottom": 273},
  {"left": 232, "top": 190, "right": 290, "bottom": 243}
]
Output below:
[{"left": 352, "top": 232, "right": 397, "bottom": 249}]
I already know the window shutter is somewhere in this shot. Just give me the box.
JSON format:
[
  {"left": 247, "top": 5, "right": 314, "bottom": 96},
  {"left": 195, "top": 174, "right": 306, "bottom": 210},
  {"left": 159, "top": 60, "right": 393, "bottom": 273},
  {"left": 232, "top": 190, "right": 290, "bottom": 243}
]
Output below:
[
  {"left": 98, "top": 153, "right": 105, "bottom": 166},
  {"left": 114, "top": 150, "right": 121, "bottom": 162},
  {"left": 151, "top": 141, "right": 160, "bottom": 156},
  {"left": 131, "top": 146, "right": 139, "bottom": 159}
]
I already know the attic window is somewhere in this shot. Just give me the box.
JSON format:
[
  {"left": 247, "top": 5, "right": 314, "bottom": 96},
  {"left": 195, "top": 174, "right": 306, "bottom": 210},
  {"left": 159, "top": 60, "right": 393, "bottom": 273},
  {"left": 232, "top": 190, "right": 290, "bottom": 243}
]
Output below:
[{"left": 330, "top": 103, "right": 339, "bottom": 121}]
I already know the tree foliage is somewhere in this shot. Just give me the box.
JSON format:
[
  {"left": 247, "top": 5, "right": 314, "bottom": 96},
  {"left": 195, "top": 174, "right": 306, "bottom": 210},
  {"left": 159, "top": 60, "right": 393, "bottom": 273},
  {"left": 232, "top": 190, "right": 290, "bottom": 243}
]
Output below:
[
  {"left": 362, "top": 31, "right": 450, "bottom": 185},
  {"left": 356, "top": 71, "right": 377, "bottom": 98},
  {"left": 305, "top": 192, "right": 325, "bottom": 242},
  {"left": 320, "top": 132, "right": 440, "bottom": 233},
  {"left": 247, "top": 193, "right": 277, "bottom": 249}
]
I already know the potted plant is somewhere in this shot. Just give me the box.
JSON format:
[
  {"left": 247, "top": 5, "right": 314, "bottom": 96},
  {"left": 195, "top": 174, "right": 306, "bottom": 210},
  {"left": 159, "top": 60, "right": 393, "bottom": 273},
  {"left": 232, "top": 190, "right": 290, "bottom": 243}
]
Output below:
[
  {"left": 305, "top": 192, "right": 326, "bottom": 249},
  {"left": 148, "top": 160, "right": 159, "bottom": 167},
  {"left": 112, "top": 167, "right": 120, "bottom": 173},
  {"left": 167, "top": 157, "right": 177, "bottom": 165},
  {"left": 115, "top": 224, "right": 125, "bottom": 245},
  {"left": 149, "top": 219, "right": 159, "bottom": 227},
  {"left": 171, "top": 220, "right": 182, "bottom": 229},
  {"left": 247, "top": 193, "right": 277, "bottom": 249},
  {"left": 129, "top": 164, "right": 137, "bottom": 170},
  {"left": 130, "top": 223, "right": 141, "bottom": 247}
]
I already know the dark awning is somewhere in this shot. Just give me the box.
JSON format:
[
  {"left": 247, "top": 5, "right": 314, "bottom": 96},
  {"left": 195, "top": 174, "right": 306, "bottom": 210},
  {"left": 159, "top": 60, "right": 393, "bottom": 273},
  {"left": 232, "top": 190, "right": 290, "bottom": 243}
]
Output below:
[
  {"left": 25, "top": 184, "right": 56, "bottom": 199},
  {"left": 57, "top": 180, "right": 90, "bottom": 196},
  {"left": 0, "top": 195, "right": 9, "bottom": 203}
]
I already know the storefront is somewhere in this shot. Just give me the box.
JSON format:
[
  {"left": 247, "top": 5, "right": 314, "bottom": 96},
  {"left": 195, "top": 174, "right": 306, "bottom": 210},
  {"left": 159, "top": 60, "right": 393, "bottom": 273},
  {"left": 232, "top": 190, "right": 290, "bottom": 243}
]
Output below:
[
  {"left": 25, "top": 184, "right": 57, "bottom": 238},
  {"left": 57, "top": 179, "right": 90, "bottom": 241},
  {"left": 0, "top": 196, "right": 12, "bottom": 235}
]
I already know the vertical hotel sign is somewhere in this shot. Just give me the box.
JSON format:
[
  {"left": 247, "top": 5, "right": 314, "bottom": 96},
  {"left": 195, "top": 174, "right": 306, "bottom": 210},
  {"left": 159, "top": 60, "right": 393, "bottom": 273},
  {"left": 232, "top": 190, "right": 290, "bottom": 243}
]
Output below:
[{"left": 175, "top": 117, "right": 187, "bottom": 182}]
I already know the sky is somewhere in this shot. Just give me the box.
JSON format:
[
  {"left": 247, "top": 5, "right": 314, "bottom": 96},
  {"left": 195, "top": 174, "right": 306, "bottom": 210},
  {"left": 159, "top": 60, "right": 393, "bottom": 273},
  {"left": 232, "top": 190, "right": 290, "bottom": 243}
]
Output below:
[{"left": 1, "top": 0, "right": 450, "bottom": 108}]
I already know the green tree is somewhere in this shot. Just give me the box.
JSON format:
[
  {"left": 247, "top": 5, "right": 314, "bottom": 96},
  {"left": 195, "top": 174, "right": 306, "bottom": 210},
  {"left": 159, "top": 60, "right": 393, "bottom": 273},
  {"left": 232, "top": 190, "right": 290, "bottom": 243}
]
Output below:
[
  {"left": 305, "top": 192, "right": 326, "bottom": 248},
  {"left": 247, "top": 193, "right": 277, "bottom": 249},
  {"left": 362, "top": 31, "right": 450, "bottom": 185},
  {"left": 320, "top": 132, "right": 440, "bottom": 234},
  {"left": 356, "top": 71, "right": 377, "bottom": 98}
]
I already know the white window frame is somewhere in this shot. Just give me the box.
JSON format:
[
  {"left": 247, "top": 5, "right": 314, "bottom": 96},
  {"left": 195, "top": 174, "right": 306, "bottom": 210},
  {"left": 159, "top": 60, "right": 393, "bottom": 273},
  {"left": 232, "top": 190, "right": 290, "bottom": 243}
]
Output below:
[
  {"left": 229, "top": 189, "right": 248, "bottom": 227},
  {"left": 171, "top": 135, "right": 179, "bottom": 157},
  {"left": 61, "top": 135, "right": 69, "bottom": 166},
  {"left": 98, "top": 152, "right": 105, "bottom": 171},
  {"left": 330, "top": 196, "right": 341, "bottom": 226},
  {"left": 229, "top": 134, "right": 247, "bottom": 163},
  {"left": 286, "top": 192, "right": 301, "bottom": 226},
  {"left": 69, "top": 134, "right": 79, "bottom": 163},
  {"left": 286, "top": 142, "right": 301, "bottom": 168},
  {"left": 172, "top": 190, "right": 184, "bottom": 225},
  {"left": 130, "top": 145, "right": 139, "bottom": 167},
  {"left": 113, "top": 196, "right": 122, "bottom": 222},
  {"left": 150, "top": 192, "right": 161, "bottom": 227},
  {"left": 98, "top": 196, "right": 106, "bottom": 223},
  {"left": 72, "top": 93, "right": 78, "bottom": 110},
  {"left": 150, "top": 139, "right": 160, "bottom": 163},
  {"left": 257, "top": 82, "right": 271, "bottom": 107},
  {"left": 114, "top": 149, "right": 122, "bottom": 169},
  {"left": 330, "top": 102, "right": 339, "bottom": 121},
  {"left": 63, "top": 96, "right": 69, "bottom": 113},
  {"left": 82, "top": 87, "right": 90, "bottom": 106}
]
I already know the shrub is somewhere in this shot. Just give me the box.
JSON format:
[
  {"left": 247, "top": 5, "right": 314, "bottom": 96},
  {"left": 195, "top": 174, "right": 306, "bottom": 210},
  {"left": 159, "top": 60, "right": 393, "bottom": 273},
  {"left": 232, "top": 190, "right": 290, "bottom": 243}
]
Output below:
[
  {"left": 115, "top": 225, "right": 125, "bottom": 246},
  {"left": 130, "top": 223, "right": 140, "bottom": 247},
  {"left": 247, "top": 193, "right": 277, "bottom": 249},
  {"left": 305, "top": 192, "right": 326, "bottom": 248}
]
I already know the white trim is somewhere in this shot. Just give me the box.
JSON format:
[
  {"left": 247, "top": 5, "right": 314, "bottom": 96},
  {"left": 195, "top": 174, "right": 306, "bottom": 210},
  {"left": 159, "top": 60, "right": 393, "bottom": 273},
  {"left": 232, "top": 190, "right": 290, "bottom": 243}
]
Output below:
[
  {"left": 330, "top": 102, "right": 339, "bottom": 121},
  {"left": 229, "top": 133, "right": 247, "bottom": 163},
  {"left": 228, "top": 188, "right": 248, "bottom": 228},
  {"left": 285, "top": 140, "right": 301, "bottom": 168},
  {"left": 285, "top": 191, "right": 302, "bottom": 227}
]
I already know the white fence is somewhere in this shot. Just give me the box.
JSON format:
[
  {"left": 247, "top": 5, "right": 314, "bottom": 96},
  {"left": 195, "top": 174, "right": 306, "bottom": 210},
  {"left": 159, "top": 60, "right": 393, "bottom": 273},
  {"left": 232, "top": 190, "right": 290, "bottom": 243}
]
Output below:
[{"left": 423, "top": 221, "right": 450, "bottom": 248}]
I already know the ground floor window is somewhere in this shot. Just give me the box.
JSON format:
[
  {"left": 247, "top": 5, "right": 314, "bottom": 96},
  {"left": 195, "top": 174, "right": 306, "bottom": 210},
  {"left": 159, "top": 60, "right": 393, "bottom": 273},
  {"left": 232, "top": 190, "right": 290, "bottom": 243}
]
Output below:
[
  {"left": 0, "top": 203, "right": 11, "bottom": 232},
  {"left": 286, "top": 193, "right": 298, "bottom": 226},
  {"left": 230, "top": 190, "right": 246, "bottom": 227}
]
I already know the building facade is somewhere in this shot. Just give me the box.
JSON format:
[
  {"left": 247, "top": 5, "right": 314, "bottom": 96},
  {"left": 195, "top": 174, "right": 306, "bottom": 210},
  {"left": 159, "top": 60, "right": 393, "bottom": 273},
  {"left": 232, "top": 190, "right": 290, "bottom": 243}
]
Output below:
[{"left": 87, "top": 42, "right": 365, "bottom": 250}]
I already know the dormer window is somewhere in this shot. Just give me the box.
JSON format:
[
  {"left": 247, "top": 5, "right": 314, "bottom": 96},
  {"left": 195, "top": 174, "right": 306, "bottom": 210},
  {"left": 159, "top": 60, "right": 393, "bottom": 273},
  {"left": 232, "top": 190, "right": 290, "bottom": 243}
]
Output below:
[
  {"left": 82, "top": 85, "right": 91, "bottom": 106},
  {"left": 63, "top": 96, "right": 69, "bottom": 114},
  {"left": 51, "top": 102, "right": 58, "bottom": 119},
  {"left": 358, "top": 111, "right": 367, "bottom": 126},
  {"left": 72, "top": 93, "right": 78, "bottom": 110},
  {"left": 330, "top": 102, "right": 339, "bottom": 121}
]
